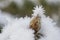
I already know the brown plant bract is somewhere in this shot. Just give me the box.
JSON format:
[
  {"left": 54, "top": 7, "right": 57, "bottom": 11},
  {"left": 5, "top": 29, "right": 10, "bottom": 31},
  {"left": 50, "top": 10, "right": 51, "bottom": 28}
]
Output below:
[
  {"left": 30, "top": 15, "right": 41, "bottom": 40},
  {"left": 30, "top": 15, "right": 41, "bottom": 33}
]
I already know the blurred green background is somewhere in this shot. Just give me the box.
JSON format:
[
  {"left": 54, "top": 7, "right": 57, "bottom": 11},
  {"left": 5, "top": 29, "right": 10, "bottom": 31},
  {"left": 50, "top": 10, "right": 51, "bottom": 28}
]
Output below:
[{"left": 0, "top": 0, "right": 59, "bottom": 17}]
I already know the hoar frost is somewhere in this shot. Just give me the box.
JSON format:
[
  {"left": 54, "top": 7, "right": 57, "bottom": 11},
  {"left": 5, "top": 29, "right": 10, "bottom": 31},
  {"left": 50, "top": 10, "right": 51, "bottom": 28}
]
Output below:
[{"left": 0, "top": 5, "right": 60, "bottom": 40}]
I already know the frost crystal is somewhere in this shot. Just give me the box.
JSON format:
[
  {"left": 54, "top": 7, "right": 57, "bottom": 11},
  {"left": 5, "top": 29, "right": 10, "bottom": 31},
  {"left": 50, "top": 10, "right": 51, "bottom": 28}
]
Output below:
[{"left": 32, "top": 5, "right": 45, "bottom": 17}]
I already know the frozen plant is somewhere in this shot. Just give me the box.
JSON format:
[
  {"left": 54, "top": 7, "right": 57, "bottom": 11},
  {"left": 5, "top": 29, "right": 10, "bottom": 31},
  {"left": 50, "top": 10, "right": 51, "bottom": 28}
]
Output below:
[
  {"left": 0, "top": 5, "right": 60, "bottom": 40},
  {"left": 32, "top": 6, "right": 60, "bottom": 40}
]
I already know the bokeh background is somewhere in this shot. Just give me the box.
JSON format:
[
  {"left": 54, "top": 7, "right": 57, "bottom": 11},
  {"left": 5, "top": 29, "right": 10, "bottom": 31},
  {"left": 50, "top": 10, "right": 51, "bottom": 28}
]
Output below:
[{"left": 0, "top": 0, "right": 60, "bottom": 32}]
